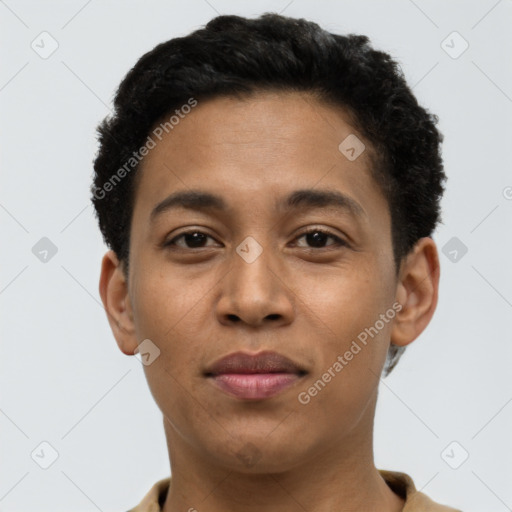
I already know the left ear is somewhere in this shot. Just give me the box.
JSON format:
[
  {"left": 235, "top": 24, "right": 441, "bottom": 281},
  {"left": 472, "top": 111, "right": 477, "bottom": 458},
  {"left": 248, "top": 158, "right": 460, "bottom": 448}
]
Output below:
[{"left": 390, "top": 237, "right": 440, "bottom": 347}]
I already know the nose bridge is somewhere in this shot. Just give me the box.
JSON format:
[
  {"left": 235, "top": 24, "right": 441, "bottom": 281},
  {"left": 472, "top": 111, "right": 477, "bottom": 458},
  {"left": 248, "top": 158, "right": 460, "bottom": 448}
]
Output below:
[
  {"left": 216, "top": 232, "right": 294, "bottom": 326},
  {"left": 232, "top": 233, "right": 277, "bottom": 300}
]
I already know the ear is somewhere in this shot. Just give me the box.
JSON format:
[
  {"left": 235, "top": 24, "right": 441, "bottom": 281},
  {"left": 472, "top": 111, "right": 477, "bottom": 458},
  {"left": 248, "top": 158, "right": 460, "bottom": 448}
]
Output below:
[
  {"left": 390, "top": 237, "right": 440, "bottom": 347},
  {"left": 98, "top": 250, "right": 138, "bottom": 355}
]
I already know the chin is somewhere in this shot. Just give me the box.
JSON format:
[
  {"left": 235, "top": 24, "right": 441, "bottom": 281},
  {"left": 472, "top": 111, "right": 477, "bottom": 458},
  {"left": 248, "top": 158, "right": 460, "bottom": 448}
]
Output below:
[{"left": 202, "top": 432, "right": 315, "bottom": 474}]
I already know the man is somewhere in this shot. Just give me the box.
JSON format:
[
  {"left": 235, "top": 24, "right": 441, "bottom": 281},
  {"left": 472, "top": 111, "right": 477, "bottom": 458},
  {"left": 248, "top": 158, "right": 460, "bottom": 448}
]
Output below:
[{"left": 92, "top": 12, "right": 461, "bottom": 512}]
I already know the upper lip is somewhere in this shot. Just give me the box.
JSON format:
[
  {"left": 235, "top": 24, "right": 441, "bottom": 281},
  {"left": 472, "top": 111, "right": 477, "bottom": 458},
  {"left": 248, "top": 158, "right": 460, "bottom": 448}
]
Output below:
[{"left": 204, "top": 351, "right": 307, "bottom": 376}]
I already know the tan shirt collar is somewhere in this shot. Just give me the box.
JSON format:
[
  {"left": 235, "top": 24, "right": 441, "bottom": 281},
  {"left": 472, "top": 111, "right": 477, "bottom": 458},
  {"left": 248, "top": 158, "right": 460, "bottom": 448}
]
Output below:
[{"left": 127, "top": 470, "right": 461, "bottom": 512}]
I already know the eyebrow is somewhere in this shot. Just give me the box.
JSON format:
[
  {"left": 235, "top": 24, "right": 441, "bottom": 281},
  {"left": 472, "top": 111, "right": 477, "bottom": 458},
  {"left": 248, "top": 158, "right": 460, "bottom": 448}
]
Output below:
[{"left": 150, "top": 188, "right": 366, "bottom": 222}]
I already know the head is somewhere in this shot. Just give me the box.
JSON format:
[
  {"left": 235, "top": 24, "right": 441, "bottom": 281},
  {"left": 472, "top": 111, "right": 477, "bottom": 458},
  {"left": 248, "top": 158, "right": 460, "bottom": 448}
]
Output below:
[{"left": 93, "top": 13, "right": 444, "bottom": 471}]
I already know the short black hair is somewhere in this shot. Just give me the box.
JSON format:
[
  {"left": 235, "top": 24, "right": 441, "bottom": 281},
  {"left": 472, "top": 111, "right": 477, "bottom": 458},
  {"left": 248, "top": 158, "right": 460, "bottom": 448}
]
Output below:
[{"left": 91, "top": 12, "right": 446, "bottom": 375}]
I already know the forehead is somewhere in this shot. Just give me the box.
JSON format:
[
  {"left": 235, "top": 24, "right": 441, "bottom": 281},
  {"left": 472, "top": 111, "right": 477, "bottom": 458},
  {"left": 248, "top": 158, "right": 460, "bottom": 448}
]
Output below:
[
  {"left": 131, "top": 90, "right": 388, "bottom": 228},
  {"left": 146, "top": 91, "right": 366, "bottom": 159}
]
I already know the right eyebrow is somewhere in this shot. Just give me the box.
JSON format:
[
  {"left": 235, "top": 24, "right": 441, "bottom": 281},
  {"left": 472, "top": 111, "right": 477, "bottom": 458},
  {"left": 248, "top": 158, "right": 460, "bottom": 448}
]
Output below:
[{"left": 150, "top": 190, "right": 226, "bottom": 223}]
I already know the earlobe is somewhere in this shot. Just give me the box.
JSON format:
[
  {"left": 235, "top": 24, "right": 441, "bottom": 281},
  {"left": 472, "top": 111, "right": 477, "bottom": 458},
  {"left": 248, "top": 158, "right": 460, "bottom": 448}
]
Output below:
[
  {"left": 390, "top": 237, "right": 440, "bottom": 348},
  {"left": 98, "top": 250, "right": 138, "bottom": 356}
]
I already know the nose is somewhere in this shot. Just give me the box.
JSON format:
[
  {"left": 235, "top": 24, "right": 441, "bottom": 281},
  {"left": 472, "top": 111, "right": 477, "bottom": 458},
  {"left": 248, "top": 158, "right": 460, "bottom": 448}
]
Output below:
[{"left": 215, "top": 241, "right": 295, "bottom": 329}]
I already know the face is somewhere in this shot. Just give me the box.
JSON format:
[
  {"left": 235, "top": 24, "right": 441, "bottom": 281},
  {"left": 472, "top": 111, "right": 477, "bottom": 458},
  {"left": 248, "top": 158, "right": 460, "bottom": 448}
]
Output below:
[{"left": 103, "top": 91, "right": 423, "bottom": 472}]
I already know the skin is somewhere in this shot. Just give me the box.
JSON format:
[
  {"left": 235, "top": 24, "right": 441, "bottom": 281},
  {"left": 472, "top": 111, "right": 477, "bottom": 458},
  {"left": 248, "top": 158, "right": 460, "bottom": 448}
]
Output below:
[{"left": 99, "top": 91, "right": 440, "bottom": 512}]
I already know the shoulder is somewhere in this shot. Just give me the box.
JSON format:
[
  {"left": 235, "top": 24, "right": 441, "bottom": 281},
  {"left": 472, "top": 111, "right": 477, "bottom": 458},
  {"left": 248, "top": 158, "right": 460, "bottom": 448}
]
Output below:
[
  {"left": 125, "top": 477, "right": 170, "bottom": 512},
  {"left": 379, "top": 469, "right": 463, "bottom": 511}
]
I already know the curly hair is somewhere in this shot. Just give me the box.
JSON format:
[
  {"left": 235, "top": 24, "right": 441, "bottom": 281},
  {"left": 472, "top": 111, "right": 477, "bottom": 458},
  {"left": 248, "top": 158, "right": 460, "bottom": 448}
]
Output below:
[{"left": 91, "top": 13, "right": 446, "bottom": 375}]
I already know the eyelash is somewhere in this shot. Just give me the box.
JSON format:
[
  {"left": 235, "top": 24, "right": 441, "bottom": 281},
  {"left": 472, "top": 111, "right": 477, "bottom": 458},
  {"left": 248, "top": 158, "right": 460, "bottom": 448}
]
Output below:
[{"left": 163, "top": 227, "right": 348, "bottom": 251}]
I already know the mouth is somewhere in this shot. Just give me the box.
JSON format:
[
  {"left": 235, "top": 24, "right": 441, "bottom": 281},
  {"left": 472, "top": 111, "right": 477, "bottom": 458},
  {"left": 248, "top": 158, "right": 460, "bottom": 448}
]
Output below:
[{"left": 204, "top": 350, "right": 308, "bottom": 401}]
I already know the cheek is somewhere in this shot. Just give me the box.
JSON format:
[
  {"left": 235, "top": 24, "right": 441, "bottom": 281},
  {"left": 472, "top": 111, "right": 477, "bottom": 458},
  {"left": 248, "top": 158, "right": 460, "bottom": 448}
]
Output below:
[
  {"left": 129, "top": 261, "right": 228, "bottom": 380},
  {"left": 294, "top": 261, "right": 395, "bottom": 414},
  {"left": 294, "top": 310, "right": 392, "bottom": 437},
  {"left": 129, "top": 268, "right": 212, "bottom": 427},
  {"left": 131, "top": 263, "right": 205, "bottom": 339},
  {"left": 299, "top": 257, "right": 393, "bottom": 343}
]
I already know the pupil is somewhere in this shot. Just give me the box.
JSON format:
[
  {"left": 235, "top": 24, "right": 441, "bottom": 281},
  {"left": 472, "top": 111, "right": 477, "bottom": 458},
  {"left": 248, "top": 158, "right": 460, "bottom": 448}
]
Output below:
[
  {"left": 186, "top": 232, "right": 206, "bottom": 247},
  {"left": 307, "top": 231, "right": 327, "bottom": 247}
]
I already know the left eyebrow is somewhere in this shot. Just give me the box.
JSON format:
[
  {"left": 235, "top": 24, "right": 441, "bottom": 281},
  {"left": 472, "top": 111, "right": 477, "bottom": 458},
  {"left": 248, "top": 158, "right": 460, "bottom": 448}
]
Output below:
[
  {"left": 149, "top": 188, "right": 366, "bottom": 223},
  {"left": 282, "top": 188, "right": 366, "bottom": 219}
]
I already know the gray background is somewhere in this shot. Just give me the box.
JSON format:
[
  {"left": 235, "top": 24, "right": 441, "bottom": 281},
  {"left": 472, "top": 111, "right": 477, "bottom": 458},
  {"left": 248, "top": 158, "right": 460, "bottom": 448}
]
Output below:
[{"left": 1, "top": 1, "right": 511, "bottom": 511}]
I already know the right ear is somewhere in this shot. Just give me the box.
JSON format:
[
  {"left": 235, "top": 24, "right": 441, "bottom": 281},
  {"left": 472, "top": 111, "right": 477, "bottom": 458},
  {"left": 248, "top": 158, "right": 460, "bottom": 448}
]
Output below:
[{"left": 98, "top": 250, "right": 138, "bottom": 355}]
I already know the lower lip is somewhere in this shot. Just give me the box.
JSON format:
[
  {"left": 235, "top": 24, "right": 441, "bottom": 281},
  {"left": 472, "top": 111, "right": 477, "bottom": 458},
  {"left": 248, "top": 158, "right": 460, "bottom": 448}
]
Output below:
[{"left": 208, "top": 373, "right": 302, "bottom": 400}]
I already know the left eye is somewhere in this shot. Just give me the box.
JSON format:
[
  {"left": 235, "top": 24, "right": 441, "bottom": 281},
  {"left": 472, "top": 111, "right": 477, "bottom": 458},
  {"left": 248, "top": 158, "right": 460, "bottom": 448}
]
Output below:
[
  {"left": 164, "top": 229, "right": 346, "bottom": 250},
  {"left": 293, "top": 229, "right": 346, "bottom": 249}
]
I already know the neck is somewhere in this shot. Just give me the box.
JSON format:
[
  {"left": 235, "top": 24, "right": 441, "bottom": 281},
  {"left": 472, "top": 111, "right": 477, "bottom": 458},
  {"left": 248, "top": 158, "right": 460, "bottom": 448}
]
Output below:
[{"left": 161, "top": 394, "right": 404, "bottom": 512}]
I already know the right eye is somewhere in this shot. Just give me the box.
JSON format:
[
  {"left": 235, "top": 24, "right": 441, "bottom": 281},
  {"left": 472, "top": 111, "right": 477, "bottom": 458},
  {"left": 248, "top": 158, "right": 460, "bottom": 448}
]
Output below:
[{"left": 163, "top": 230, "right": 219, "bottom": 250}]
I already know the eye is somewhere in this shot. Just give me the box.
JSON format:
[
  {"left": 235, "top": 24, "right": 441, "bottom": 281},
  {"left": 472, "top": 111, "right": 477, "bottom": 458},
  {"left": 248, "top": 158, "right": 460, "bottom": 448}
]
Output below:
[
  {"left": 293, "top": 228, "right": 348, "bottom": 249},
  {"left": 164, "top": 230, "right": 218, "bottom": 249}
]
